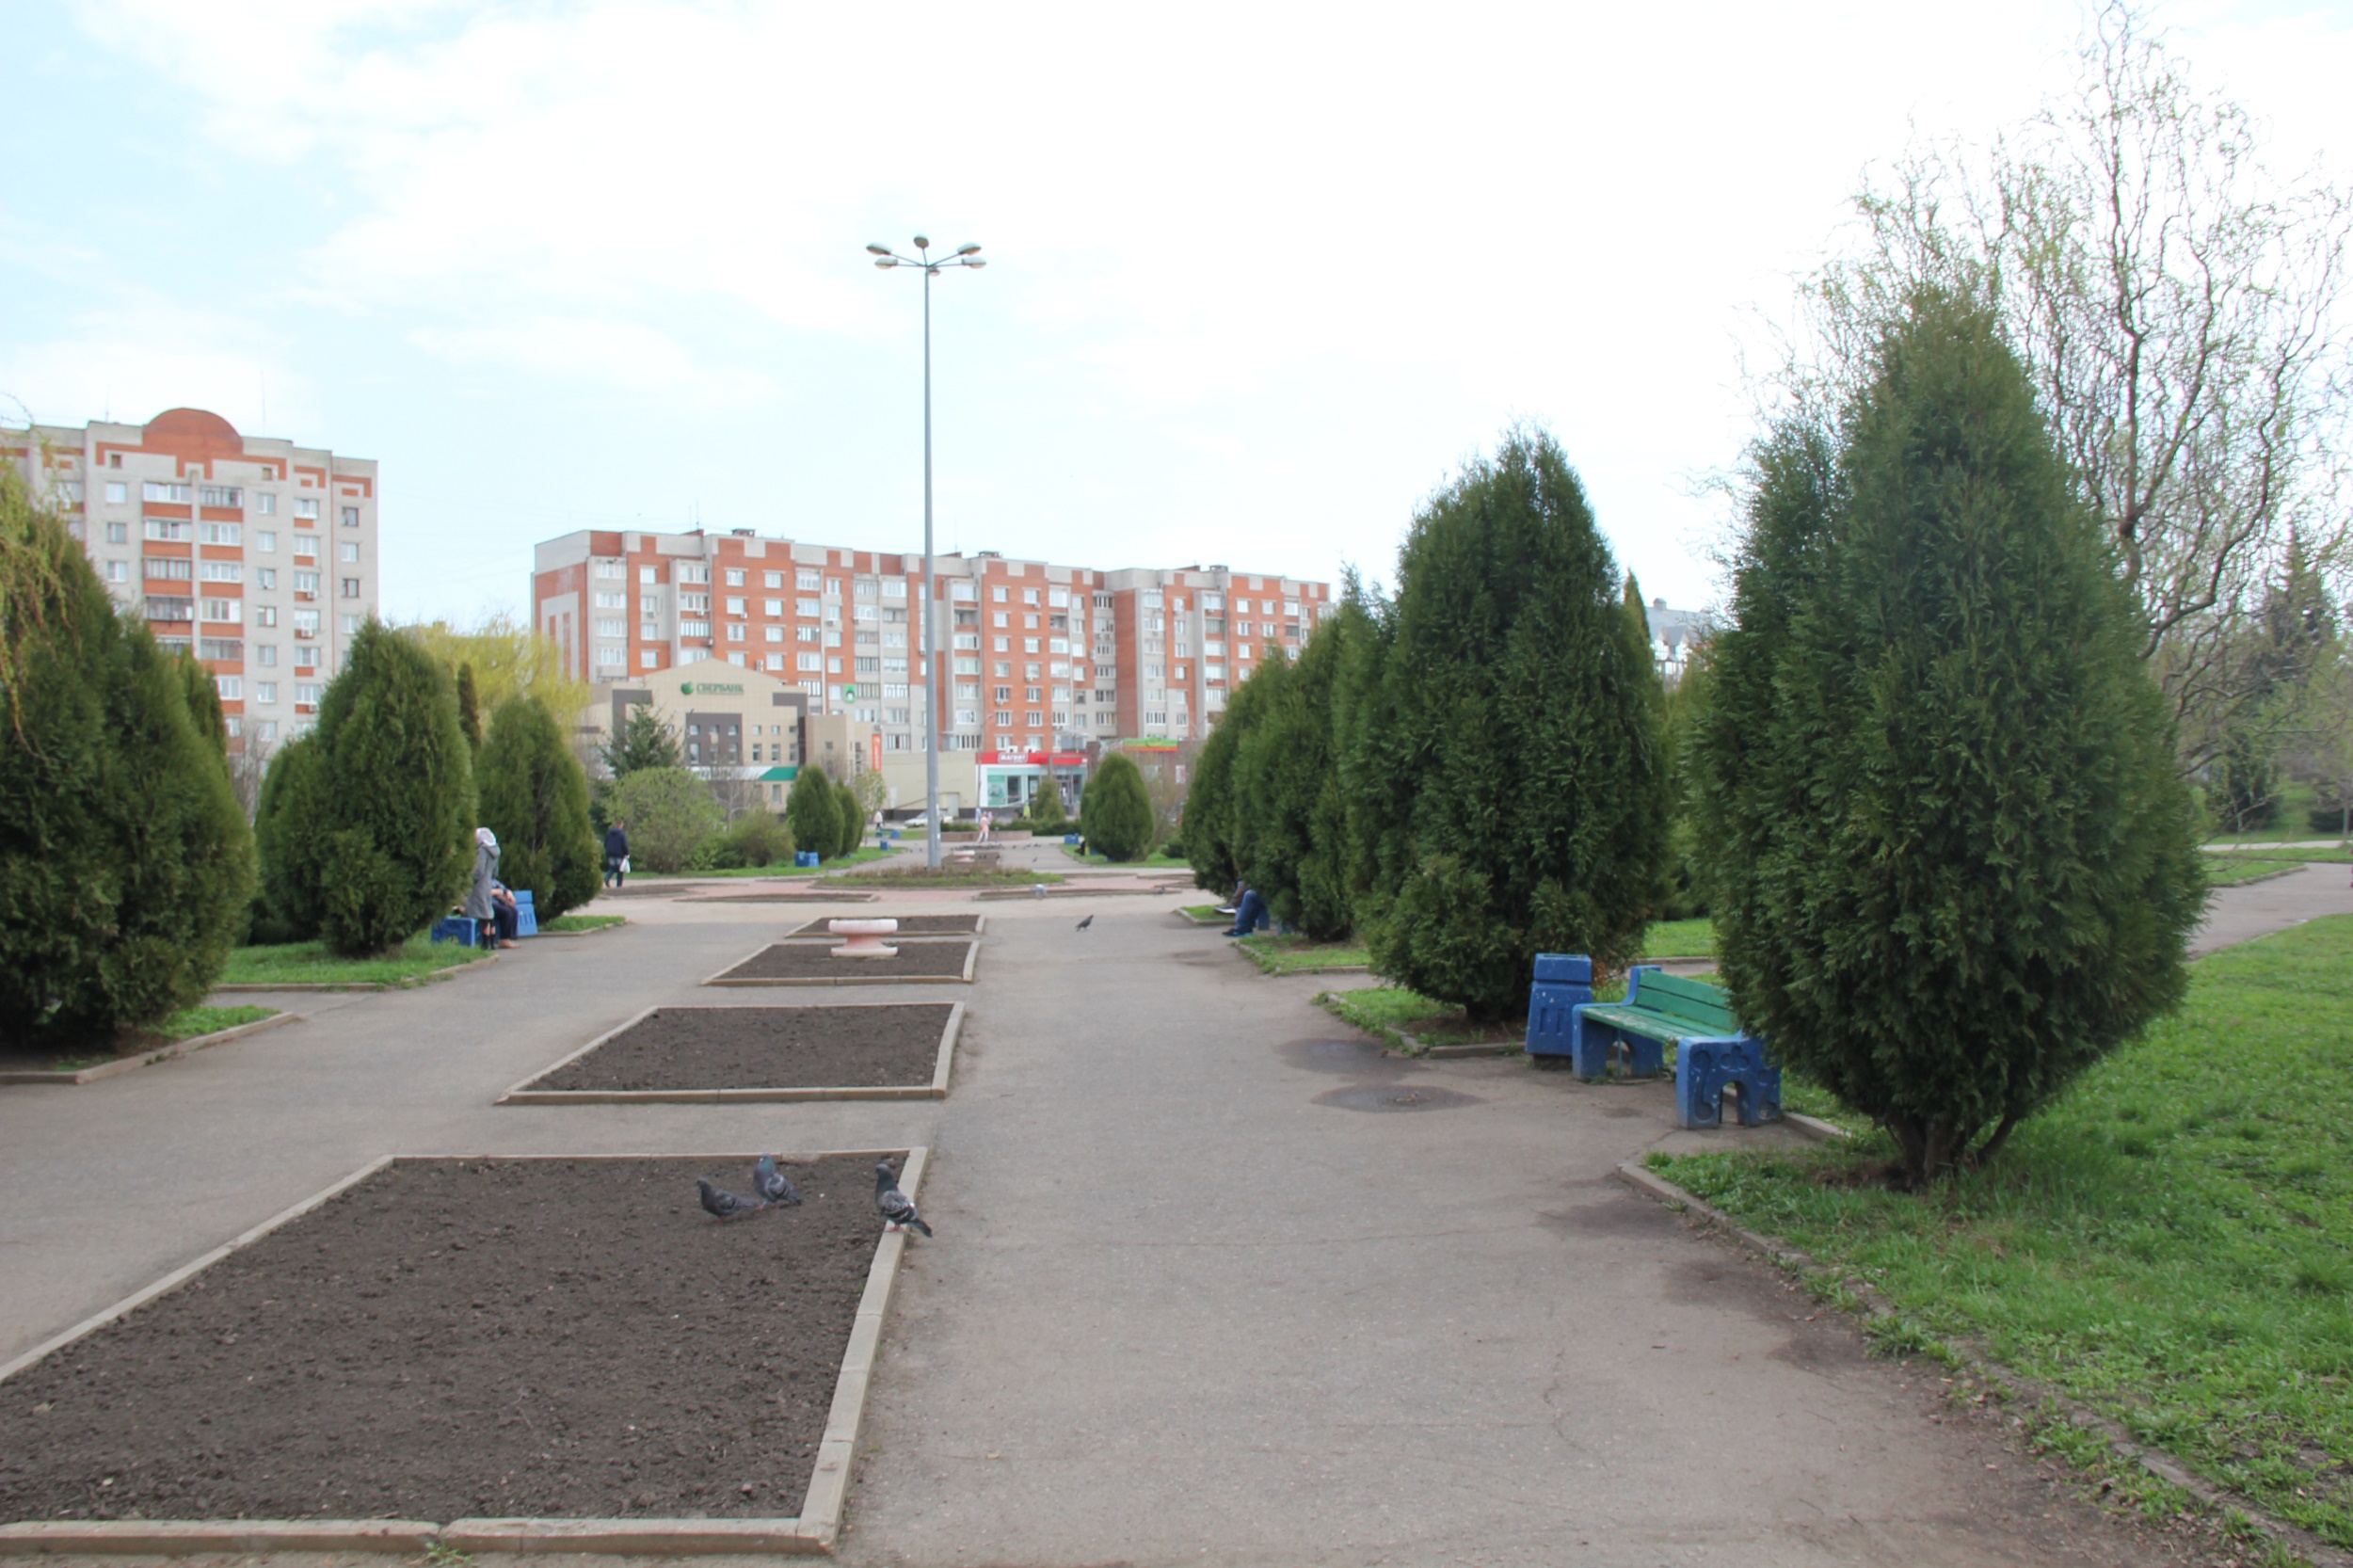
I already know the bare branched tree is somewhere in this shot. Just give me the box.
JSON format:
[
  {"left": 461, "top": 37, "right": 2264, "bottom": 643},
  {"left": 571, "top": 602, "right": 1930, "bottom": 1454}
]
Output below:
[{"left": 1779, "top": 0, "right": 2350, "bottom": 764}]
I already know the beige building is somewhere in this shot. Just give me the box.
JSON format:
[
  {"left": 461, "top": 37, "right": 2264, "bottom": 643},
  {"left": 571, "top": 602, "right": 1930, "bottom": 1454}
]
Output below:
[
  {"left": 585, "top": 658, "right": 979, "bottom": 814},
  {"left": 3, "top": 408, "right": 379, "bottom": 750}
]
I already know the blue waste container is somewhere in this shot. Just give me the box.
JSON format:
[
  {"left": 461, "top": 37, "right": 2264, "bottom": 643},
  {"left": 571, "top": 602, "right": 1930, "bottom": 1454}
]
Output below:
[{"left": 1524, "top": 952, "right": 1594, "bottom": 1058}]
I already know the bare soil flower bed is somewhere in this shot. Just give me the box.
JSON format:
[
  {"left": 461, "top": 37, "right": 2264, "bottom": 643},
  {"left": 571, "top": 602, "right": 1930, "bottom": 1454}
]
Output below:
[
  {"left": 524, "top": 1005, "right": 954, "bottom": 1094},
  {"left": 710, "top": 941, "right": 975, "bottom": 985},
  {"left": 784, "top": 915, "right": 981, "bottom": 937},
  {"left": 0, "top": 1156, "right": 893, "bottom": 1526}
]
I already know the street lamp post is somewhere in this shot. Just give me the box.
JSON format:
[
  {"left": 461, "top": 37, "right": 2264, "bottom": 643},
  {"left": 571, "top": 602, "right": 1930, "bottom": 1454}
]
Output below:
[{"left": 867, "top": 234, "right": 984, "bottom": 872}]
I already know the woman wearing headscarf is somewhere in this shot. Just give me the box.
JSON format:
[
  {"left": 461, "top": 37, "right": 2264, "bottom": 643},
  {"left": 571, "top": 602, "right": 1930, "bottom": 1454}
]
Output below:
[{"left": 466, "top": 826, "right": 520, "bottom": 949}]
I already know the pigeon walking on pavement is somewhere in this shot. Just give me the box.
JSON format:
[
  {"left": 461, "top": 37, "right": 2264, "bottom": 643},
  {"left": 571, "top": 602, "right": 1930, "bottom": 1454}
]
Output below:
[
  {"left": 751, "top": 1154, "right": 803, "bottom": 1208},
  {"left": 874, "top": 1161, "right": 932, "bottom": 1237},
  {"left": 1075, "top": 914, "right": 1094, "bottom": 931},
  {"left": 696, "top": 1177, "right": 766, "bottom": 1222}
]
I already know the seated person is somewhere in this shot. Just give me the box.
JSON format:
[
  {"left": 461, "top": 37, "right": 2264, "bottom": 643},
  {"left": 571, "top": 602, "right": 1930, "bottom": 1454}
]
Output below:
[{"left": 1225, "top": 886, "right": 1269, "bottom": 937}]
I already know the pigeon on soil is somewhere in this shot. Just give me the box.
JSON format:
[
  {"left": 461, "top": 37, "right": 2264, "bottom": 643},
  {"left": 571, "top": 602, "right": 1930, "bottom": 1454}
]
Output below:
[
  {"left": 1075, "top": 914, "right": 1094, "bottom": 931},
  {"left": 696, "top": 1177, "right": 766, "bottom": 1222},
  {"left": 752, "top": 1154, "right": 803, "bottom": 1207},
  {"left": 874, "top": 1161, "right": 933, "bottom": 1237}
]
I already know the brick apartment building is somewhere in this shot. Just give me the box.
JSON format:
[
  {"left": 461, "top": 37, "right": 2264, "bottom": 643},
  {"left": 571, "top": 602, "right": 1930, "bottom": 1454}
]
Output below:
[
  {"left": 534, "top": 527, "right": 1333, "bottom": 810},
  {"left": 5, "top": 408, "right": 378, "bottom": 749}
]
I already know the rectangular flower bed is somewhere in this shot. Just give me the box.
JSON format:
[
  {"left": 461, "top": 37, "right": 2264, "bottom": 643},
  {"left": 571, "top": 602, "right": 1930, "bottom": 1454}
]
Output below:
[
  {"left": 499, "top": 1004, "right": 962, "bottom": 1103},
  {"left": 783, "top": 914, "right": 984, "bottom": 938},
  {"left": 704, "top": 941, "right": 978, "bottom": 987}
]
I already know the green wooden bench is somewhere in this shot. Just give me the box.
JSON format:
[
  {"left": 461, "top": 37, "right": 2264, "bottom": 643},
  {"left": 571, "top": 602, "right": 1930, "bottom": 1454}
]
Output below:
[{"left": 1570, "top": 966, "right": 1781, "bottom": 1128}]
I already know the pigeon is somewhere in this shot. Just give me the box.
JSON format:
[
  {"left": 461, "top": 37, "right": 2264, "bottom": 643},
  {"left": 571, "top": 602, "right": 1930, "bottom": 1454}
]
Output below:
[
  {"left": 1075, "top": 914, "right": 1094, "bottom": 931},
  {"left": 1032, "top": 883, "right": 1048, "bottom": 899},
  {"left": 696, "top": 1177, "right": 766, "bottom": 1222},
  {"left": 874, "top": 1161, "right": 932, "bottom": 1237},
  {"left": 752, "top": 1154, "right": 803, "bottom": 1208}
]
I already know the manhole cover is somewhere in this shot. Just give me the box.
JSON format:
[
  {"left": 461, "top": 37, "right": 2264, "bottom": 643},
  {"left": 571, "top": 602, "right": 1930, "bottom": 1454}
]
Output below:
[{"left": 1312, "top": 1083, "right": 1483, "bottom": 1113}]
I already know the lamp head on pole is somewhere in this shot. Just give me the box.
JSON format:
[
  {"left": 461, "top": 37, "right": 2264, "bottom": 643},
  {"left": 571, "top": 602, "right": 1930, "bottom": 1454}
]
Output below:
[
  {"left": 911, "top": 234, "right": 931, "bottom": 250},
  {"left": 954, "top": 243, "right": 981, "bottom": 256},
  {"left": 864, "top": 244, "right": 891, "bottom": 256},
  {"left": 873, "top": 258, "right": 896, "bottom": 268}
]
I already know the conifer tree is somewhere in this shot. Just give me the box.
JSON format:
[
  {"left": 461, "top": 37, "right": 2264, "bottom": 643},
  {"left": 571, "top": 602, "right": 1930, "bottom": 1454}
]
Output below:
[
  {"left": 0, "top": 472, "right": 250, "bottom": 1047},
  {"left": 254, "top": 734, "right": 329, "bottom": 939},
  {"left": 1080, "top": 752, "right": 1154, "bottom": 861},
  {"left": 1182, "top": 650, "right": 1283, "bottom": 893},
  {"left": 833, "top": 776, "right": 865, "bottom": 857},
  {"left": 175, "top": 651, "right": 230, "bottom": 751},
  {"left": 785, "top": 765, "right": 836, "bottom": 857},
  {"left": 1031, "top": 774, "right": 1067, "bottom": 829},
  {"left": 477, "top": 695, "right": 600, "bottom": 919},
  {"left": 1696, "top": 289, "right": 2203, "bottom": 1183},
  {"left": 456, "top": 662, "right": 484, "bottom": 753},
  {"left": 262, "top": 620, "right": 475, "bottom": 956},
  {"left": 600, "top": 705, "right": 680, "bottom": 776},
  {"left": 1354, "top": 427, "right": 1668, "bottom": 1020},
  {"left": 1234, "top": 617, "right": 1357, "bottom": 939}
]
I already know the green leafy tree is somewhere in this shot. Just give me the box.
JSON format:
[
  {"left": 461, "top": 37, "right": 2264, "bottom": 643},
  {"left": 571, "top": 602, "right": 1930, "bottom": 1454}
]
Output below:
[
  {"left": 1697, "top": 289, "right": 2204, "bottom": 1185},
  {"left": 477, "top": 695, "right": 600, "bottom": 919},
  {"left": 606, "top": 767, "right": 723, "bottom": 873},
  {"left": 1031, "top": 774, "right": 1067, "bottom": 829},
  {"left": 1349, "top": 426, "right": 1669, "bottom": 1021},
  {"left": 260, "top": 621, "right": 475, "bottom": 956},
  {"left": 456, "top": 662, "right": 483, "bottom": 754},
  {"left": 786, "top": 766, "right": 837, "bottom": 860},
  {"left": 1081, "top": 751, "right": 1155, "bottom": 861},
  {"left": 0, "top": 472, "right": 252, "bottom": 1048}
]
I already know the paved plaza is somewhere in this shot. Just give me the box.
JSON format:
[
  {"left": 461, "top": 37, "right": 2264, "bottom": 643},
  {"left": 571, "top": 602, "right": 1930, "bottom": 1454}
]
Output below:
[{"left": 3, "top": 868, "right": 2345, "bottom": 1566}]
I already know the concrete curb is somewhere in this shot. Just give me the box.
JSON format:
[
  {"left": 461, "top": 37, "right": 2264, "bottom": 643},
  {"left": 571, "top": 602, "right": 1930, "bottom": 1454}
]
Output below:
[
  {"left": 531, "top": 920, "right": 628, "bottom": 938},
  {"left": 783, "top": 915, "right": 987, "bottom": 940},
  {"left": 0, "top": 1155, "right": 395, "bottom": 1387},
  {"left": 0, "top": 1520, "right": 437, "bottom": 1555},
  {"left": 0, "top": 1011, "right": 296, "bottom": 1087},
  {"left": 0, "top": 1147, "right": 930, "bottom": 1558},
  {"left": 1614, "top": 1157, "right": 2353, "bottom": 1568},
  {"left": 681, "top": 892, "right": 880, "bottom": 904},
  {"left": 704, "top": 940, "right": 979, "bottom": 987},
  {"left": 974, "top": 885, "right": 1161, "bottom": 900},
  {"left": 498, "top": 1002, "right": 964, "bottom": 1105},
  {"left": 211, "top": 953, "right": 501, "bottom": 994}
]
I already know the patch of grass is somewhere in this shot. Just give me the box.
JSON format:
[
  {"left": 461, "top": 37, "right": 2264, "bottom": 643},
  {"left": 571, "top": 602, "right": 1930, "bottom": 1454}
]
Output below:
[
  {"left": 542, "top": 914, "right": 625, "bottom": 933},
  {"left": 1237, "top": 934, "right": 1371, "bottom": 975},
  {"left": 156, "top": 1003, "right": 277, "bottom": 1042},
  {"left": 1316, "top": 984, "right": 1517, "bottom": 1050},
  {"left": 1179, "top": 903, "right": 1225, "bottom": 921},
  {"left": 1060, "top": 845, "right": 1190, "bottom": 869},
  {"left": 1649, "top": 913, "right": 2353, "bottom": 1549},
  {"left": 2202, "top": 856, "right": 2312, "bottom": 888},
  {"left": 220, "top": 935, "right": 491, "bottom": 988},
  {"left": 1639, "top": 918, "right": 1716, "bottom": 958}
]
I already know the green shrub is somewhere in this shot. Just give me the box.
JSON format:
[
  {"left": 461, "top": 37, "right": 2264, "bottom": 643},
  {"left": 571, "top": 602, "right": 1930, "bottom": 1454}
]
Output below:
[
  {"left": 786, "top": 766, "right": 837, "bottom": 858},
  {"left": 1695, "top": 289, "right": 2204, "bottom": 1184},
  {"left": 1081, "top": 753, "right": 1154, "bottom": 860},
  {"left": 1344, "top": 426, "right": 1669, "bottom": 1022},
  {"left": 0, "top": 472, "right": 252, "bottom": 1048},
  {"left": 476, "top": 694, "right": 600, "bottom": 920},
  {"left": 605, "top": 767, "right": 723, "bottom": 872},
  {"left": 1030, "top": 777, "right": 1067, "bottom": 828},
  {"left": 721, "top": 810, "right": 793, "bottom": 868},
  {"left": 833, "top": 777, "right": 864, "bottom": 857}
]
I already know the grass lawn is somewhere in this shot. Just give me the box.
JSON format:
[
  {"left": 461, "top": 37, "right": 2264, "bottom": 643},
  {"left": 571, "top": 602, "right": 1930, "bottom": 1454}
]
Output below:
[
  {"left": 1179, "top": 903, "right": 1225, "bottom": 921},
  {"left": 2203, "top": 856, "right": 2313, "bottom": 888},
  {"left": 542, "top": 913, "right": 625, "bottom": 933},
  {"left": 1316, "top": 985, "right": 1518, "bottom": 1050},
  {"left": 1060, "top": 845, "right": 1191, "bottom": 869},
  {"left": 1237, "top": 934, "right": 1370, "bottom": 974},
  {"left": 1639, "top": 918, "right": 1715, "bottom": 958},
  {"left": 1649, "top": 914, "right": 2353, "bottom": 1549},
  {"left": 157, "top": 1003, "right": 277, "bottom": 1041},
  {"left": 220, "top": 935, "right": 492, "bottom": 988}
]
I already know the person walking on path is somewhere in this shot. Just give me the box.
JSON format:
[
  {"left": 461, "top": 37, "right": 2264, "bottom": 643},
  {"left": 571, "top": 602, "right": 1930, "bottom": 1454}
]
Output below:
[
  {"left": 467, "top": 826, "right": 520, "bottom": 949},
  {"left": 603, "top": 820, "right": 631, "bottom": 889}
]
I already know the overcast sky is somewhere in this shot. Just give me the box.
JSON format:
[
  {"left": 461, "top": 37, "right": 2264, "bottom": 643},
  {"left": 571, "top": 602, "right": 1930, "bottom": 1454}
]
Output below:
[{"left": 4, "top": 0, "right": 2345, "bottom": 624}]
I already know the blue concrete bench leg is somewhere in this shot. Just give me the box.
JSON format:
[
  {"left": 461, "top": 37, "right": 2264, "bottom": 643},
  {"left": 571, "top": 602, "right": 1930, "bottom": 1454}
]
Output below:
[
  {"left": 1572, "top": 1017, "right": 1665, "bottom": 1081},
  {"left": 1675, "top": 1037, "right": 1783, "bottom": 1128}
]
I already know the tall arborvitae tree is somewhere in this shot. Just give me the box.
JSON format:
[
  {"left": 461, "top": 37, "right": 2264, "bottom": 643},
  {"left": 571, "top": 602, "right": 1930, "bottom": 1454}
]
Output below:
[
  {"left": 1030, "top": 774, "right": 1067, "bottom": 829},
  {"left": 1080, "top": 752, "right": 1155, "bottom": 861},
  {"left": 456, "top": 662, "right": 484, "bottom": 754},
  {"left": 1353, "top": 427, "right": 1668, "bottom": 1021},
  {"left": 1234, "top": 614, "right": 1357, "bottom": 939},
  {"left": 262, "top": 620, "right": 474, "bottom": 956},
  {"left": 833, "top": 776, "right": 865, "bottom": 857},
  {"left": 477, "top": 695, "right": 600, "bottom": 919},
  {"left": 175, "top": 651, "right": 230, "bottom": 751},
  {"left": 1696, "top": 289, "right": 2203, "bottom": 1184},
  {"left": 0, "top": 471, "right": 251, "bottom": 1048},
  {"left": 1183, "top": 648, "right": 1285, "bottom": 894},
  {"left": 786, "top": 765, "right": 837, "bottom": 859},
  {"left": 254, "top": 733, "right": 329, "bottom": 939}
]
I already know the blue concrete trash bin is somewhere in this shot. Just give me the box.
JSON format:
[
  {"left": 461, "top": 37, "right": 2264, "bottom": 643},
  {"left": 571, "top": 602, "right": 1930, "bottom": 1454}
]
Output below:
[
  {"left": 512, "top": 889, "right": 538, "bottom": 937},
  {"left": 795, "top": 851, "right": 821, "bottom": 869},
  {"left": 1524, "top": 952, "right": 1594, "bottom": 1057}
]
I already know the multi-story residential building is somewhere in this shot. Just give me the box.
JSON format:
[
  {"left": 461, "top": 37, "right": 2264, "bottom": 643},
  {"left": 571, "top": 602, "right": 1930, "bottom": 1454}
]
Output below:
[
  {"left": 535, "top": 528, "right": 1332, "bottom": 811},
  {"left": 4, "top": 408, "right": 379, "bottom": 749}
]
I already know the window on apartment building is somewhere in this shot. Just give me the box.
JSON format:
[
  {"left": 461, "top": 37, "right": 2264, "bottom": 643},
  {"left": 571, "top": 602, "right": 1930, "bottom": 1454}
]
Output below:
[
  {"left": 199, "top": 522, "right": 241, "bottom": 546},
  {"left": 724, "top": 596, "right": 745, "bottom": 616},
  {"left": 255, "top": 681, "right": 278, "bottom": 703},
  {"left": 145, "top": 557, "right": 192, "bottom": 581},
  {"left": 854, "top": 578, "right": 876, "bottom": 600},
  {"left": 338, "top": 507, "right": 359, "bottom": 527},
  {"left": 762, "top": 599, "right": 783, "bottom": 616},
  {"left": 594, "top": 618, "right": 624, "bottom": 638},
  {"left": 822, "top": 577, "right": 842, "bottom": 599},
  {"left": 252, "top": 606, "right": 279, "bottom": 628},
  {"left": 791, "top": 568, "right": 818, "bottom": 590},
  {"left": 725, "top": 568, "right": 745, "bottom": 586},
  {"left": 679, "top": 618, "right": 711, "bottom": 636},
  {"left": 200, "top": 562, "right": 241, "bottom": 583},
  {"left": 142, "top": 482, "right": 192, "bottom": 504},
  {"left": 950, "top": 582, "right": 976, "bottom": 601},
  {"left": 296, "top": 682, "right": 323, "bottom": 705},
  {"left": 884, "top": 579, "right": 906, "bottom": 599},
  {"left": 1023, "top": 613, "right": 1039, "bottom": 630},
  {"left": 796, "top": 652, "right": 822, "bottom": 672},
  {"left": 252, "top": 492, "right": 276, "bottom": 516},
  {"left": 144, "top": 519, "right": 191, "bottom": 542},
  {"left": 293, "top": 536, "right": 316, "bottom": 559},
  {"left": 726, "top": 624, "right": 745, "bottom": 642},
  {"left": 254, "top": 531, "right": 278, "bottom": 553},
  {"left": 104, "top": 520, "right": 128, "bottom": 544},
  {"left": 592, "top": 591, "right": 624, "bottom": 610},
  {"left": 1021, "top": 588, "right": 1039, "bottom": 605},
  {"left": 796, "top": 597, "right": 820, "bottom": 617},
  {"left": 257, "top": 644, "right": 278, "bottom": 666},
  {"left": 200, "top": 599, "right": 241, "bottom": 624},
  {"left": 104, "top": 481, "right": 128, "bottom": 504},
  {"left": 762, "top": 625, "right": 783, "bottom": 643},
  {"left": 214, "top": 675, "right": 242, "bottom": 700},
  {"left": 295, "top": 498, "right": 319, "bottom": 520},
  {"left": 594, "top": 559, "right": 625, "bottom": 579},
  {"left": 200, "top": 487, "right": 242, "bottom": 508},
  {"left": 795, "top": 625, "right": 818, "bottom": 643},
  {"left": 290, "top": 570, "right": 318, "bottom": 594},
  {"left": 1025, "top": 712, "right": 1042, "bottom": 728},
  {"left": 103, "top": 560, "right": 127, "bottom": 583},
  {"left": 640, "top": 565, "right": 659, "bottom": 584},
  {"left": 293, "top": 644, "right": 317, "bottom": 670},
  {"left": 338, "top": 541, "right": 359, "bottom": 563},
  {"left": 338, "top": 615, "right": 361, "bottom": 634},
  {"left": 642, "top": 648, "right": 659, "bottom": 668}
]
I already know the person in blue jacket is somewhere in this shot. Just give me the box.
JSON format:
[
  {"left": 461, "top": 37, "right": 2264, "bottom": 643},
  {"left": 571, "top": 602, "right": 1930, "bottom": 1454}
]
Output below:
[{"left": 603, "top": 820, "right": 631, "bottom": 889}]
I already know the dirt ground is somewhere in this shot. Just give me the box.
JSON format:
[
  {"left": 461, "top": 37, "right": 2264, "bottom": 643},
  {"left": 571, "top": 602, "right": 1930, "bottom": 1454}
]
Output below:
[
  {"left": 713, "top": 941, "right": 973, "bottom": 983},
  {"left": 0, "top": 1156, "right": 893, "bottom": 1525},
  {"left": 786, "top": 915, "right": 982, "bottom": 937},
  {"left": 529, "top": 1004, "right": 953, "bottom": 1092}
]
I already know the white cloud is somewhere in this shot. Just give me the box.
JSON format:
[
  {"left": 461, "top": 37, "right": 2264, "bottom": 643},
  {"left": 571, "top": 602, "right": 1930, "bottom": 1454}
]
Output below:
[
  {"left": 408, "top": 315, "right": 776, "bottom": 405},
  {"left": 0, "top": 294, "right": 318, "bottom": 439}
]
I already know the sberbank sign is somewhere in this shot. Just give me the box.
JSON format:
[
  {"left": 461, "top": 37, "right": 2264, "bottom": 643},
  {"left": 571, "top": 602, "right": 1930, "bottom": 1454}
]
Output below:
[{"left": 680, "top": 681, "right": 744, "bottom": 696}]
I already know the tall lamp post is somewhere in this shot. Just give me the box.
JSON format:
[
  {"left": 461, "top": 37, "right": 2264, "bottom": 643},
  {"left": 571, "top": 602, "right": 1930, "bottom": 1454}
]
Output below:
[{"left": 868, "top": 234, "right": 984, "bottom": 871}]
